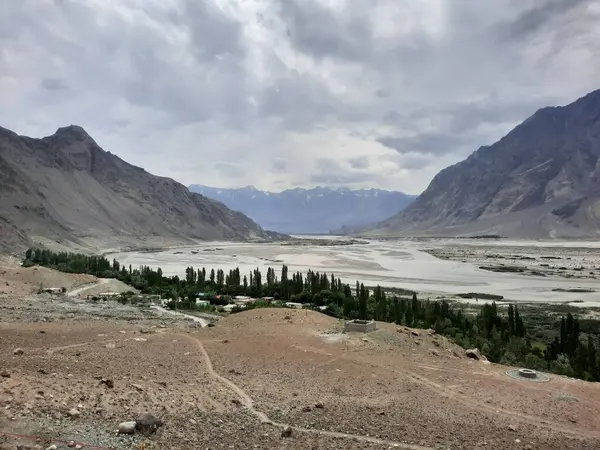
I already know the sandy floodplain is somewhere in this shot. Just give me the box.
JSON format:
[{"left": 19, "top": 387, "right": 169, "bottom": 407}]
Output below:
[{"left": 109, "top": 238, "right": 600, "bottom": 306}]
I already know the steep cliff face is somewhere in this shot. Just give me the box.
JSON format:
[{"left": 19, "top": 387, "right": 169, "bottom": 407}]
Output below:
[
  {"left": 0, "top": 125, "right": 269, "bottom": 252},
  {"left": 371, "top": 89, "right": 600, "bottom": 238}
]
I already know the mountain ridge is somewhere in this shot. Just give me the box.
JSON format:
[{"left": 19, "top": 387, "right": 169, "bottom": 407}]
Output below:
[
  {"left": 0, "top": 125, "right": 271, "bottom": 253},
  {"left": 189, "top": 184, "right": 416, "bottom": 234},
  {"left": 368, "top": 89, "right": 600, "bottom": 238}
]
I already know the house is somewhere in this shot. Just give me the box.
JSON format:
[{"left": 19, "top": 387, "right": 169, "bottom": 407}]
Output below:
[
  {"left": 223, "top": 304, "right": 245, "bottom": 312},
  {"left": 232, "top": 296, "right": 255, "bottom": 305},
  {"left": 285, "top": 302, "right": 303, "bottom": 309}
]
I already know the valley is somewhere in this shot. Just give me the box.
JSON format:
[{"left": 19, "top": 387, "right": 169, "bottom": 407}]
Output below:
[{"left": 109, "top": 238, "right": 600, "bottom": 307}]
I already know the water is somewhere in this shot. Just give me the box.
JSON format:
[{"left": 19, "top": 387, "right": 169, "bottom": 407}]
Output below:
[{"left": 109, "top": 239, "right": 600, "bottom": 306}]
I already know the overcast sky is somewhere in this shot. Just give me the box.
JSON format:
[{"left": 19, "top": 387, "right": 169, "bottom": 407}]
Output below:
[{"left": 1, "top": 0, "right": 599, "bottom": 194}]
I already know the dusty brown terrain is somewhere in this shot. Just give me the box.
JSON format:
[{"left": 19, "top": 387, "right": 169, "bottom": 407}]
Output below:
[{"left": 1, "top": 265, "right": 600, "bottom": 449}]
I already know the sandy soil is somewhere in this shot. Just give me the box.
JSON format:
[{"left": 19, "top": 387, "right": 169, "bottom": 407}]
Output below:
[
  {"left": 1, "top": 262, "right": 600, "bottom": 449},
  {"left": 425, "top": 243, "right": 600, "bottom": 280}
]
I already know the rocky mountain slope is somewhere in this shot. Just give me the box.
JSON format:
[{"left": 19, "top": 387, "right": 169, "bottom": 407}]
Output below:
[
  {"left": 188, "top": 185, "right": 415, "bottom": 234},
  {"left": 370, "top": 89, "right": 600, "bottom": 238},
  {"left": 0, "top": 125, "right": 270, "bottom": 252}
]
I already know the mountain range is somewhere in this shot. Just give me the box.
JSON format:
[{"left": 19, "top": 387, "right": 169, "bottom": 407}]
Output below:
[
  {"left": 0, "top": 125, "right": 271, "bottom": 253},
  {"left": 369, "top": 89, "right": 600, "bottom": 238},
  {"left": 188, "top": 185, "right": 416, "bottom": 234}
]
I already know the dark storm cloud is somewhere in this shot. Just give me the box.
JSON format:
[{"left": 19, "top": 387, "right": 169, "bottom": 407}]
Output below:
[
  {"left": 377, "top": 133, "right": 471, "bottom": 157},
  {"left": 500, "top": 0, "right": 592, "bottom": 40},
  {"left": 0, "top": 0, "right": 597, "bottom": 193},
  {"left": 40, "top": 78, "right": 69, "bottom": 91}
]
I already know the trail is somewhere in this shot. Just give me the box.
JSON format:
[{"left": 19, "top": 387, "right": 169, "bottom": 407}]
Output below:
[
  {"left": 385, "top": 365, "right": 600, "bottom": 441},
  {"left": 279, "top": 340, "right": 600, "bottom": 441},
  {"left": 150, "top": 305, "right": 209, "bottom": 327},
  {"left": 184, "top": 335, "right": 434, "bottom": 450},
  {"left": 67, "top": 278, "right": 110, "bottom": 297}
]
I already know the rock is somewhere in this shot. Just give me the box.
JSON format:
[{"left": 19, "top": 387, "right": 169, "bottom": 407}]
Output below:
[
  {"left": 411, "top": 331, "right": 420, "bottom": 337},
  {"left": 222, "top": 339, "right": 229, "bottom": 343},
  {"left": 67, "top": 408, "right": 80, "bottom": 418},
  {"left": 207, "top": 323, "right": 215, "bottom": 327},
  {"left": 38, "top": 368, "right": 49, "bottom": 375},
  {"left": 508, "top": 424, "right": 517, "bottom": 432},
  {"left": 429, "top": 349, "right": 440, "bottom": 356},
  {"left": 314, "top": 402, "right": 324, "bottom": 409},
  {"left": 45, "top": 446, "right": 58, "bottom": 450},
  {"left": 302, "top": 406, "right": 312, "bottom": 412},
  {"left": 99, "top": 378, "right": 114, "bottom": 389},
  {"left": 465, "top": 348, "right": 488, "bottom": 362},
  {"left": 13, "top": 348, "right": 24, "bottom": 355},
  {"left": 231, "top": 399, "right": 242, "bottom": 406},
  {"left": 67, "top": 441, "right": 75, "bottom": 447},
  {"left": 105, "top": 343, "right": 116, "bottom": 349},
  {"left": 131, "top": 383, "right": 144, "bottom": 392},
  {"left": 118, "top": 420, "right": 137, "bottom": 434},
  {"left": 135, "top": 412, "right": 163, "bottom": 434},
  {"left": 0, "top": 370, "right": 10, "bottom": 378},
  {"left": 281, "top": 426, "right": 293, "bottom": 438}
]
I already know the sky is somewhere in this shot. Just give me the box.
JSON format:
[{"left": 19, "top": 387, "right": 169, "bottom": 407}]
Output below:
[{"left": 1, "top": 0, "right": 599, "bottom": 195}]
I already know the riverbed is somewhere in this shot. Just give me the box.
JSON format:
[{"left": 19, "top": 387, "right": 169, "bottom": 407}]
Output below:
[{"left": 109, "top": 238, "right": 600, "bottom": 307}]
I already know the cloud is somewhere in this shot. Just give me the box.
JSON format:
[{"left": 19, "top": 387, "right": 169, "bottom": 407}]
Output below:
[{"left": 0, "top": 0, "right": 598, "bottom": 195}]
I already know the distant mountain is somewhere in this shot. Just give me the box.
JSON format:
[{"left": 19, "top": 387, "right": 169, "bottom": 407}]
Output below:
[
  {"left": 369, "top": 89, "right": 600, "bottom": 238},
  {"left": 0, "top": 125, "right": 271, "bottom": 253},
  {"left": 188, "top": 185, "right": 416, "bottom": 234}
]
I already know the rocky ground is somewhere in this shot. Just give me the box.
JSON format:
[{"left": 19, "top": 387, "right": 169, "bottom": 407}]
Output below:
[
  {"left": 1, "top": 262, "right": 600, "bottom": 449},
  {"left": 424, "top": 244, "right": 600, "bottom": 281}
]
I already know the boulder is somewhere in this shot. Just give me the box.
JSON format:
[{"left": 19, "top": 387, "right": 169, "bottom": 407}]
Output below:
[
  {"left": 118, "top": 421, "right": 137, "bottom": 434},
  {"left": 465, "top": 348, "right": 488, "bottom": 362},
  {"left": 135, "top": 412, "right": 163, "bottom": 434}
]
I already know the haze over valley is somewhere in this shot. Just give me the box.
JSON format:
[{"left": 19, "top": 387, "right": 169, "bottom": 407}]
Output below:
[{"left": 189, "top": 185, "right": 416, "bottom": 234}]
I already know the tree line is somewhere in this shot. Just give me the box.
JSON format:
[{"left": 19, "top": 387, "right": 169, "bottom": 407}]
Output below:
[{"left": 23, "top": 247, "right": 600, "bottom": 381}]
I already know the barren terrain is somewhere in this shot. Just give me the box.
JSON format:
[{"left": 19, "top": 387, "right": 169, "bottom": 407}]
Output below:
[{"left": 1, "top": 262, "right": 600, "bottom": 449}]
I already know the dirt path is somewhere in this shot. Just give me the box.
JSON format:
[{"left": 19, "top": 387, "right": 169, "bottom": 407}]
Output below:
[
  {"left": 150, "top": 305, "right": 209, "bottom": 327},
  {"left": 184, "top": 334, "right": 434, "bottom": 450},
  {"left": 67, "top": 278, "right": 110, "bottom": 297},
  {"left": 285, "top": 340, "right": 600, "bottom": 442}
]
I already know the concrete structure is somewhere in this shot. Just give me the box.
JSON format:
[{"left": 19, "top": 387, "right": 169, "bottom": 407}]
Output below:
[
  {"left": 518, "top": 369, "right": 537, "bottom": 379},
  {"left": 505, "top": 368, "right": 550, "bottom": 382},
  {"left": 344, "top": 319, "right": 377, "bottom": 333}
]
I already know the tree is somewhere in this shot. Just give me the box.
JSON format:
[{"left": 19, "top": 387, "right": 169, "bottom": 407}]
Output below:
[{"left": 358, "top": 283, "right": 368, "bottom": 320}]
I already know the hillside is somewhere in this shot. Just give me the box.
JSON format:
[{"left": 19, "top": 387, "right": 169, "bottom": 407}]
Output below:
[
  {"left": 189, "top": 185, "right": 416, "bottom": 234},
  {"left": 2, "top": 303, "right": 599, "bottom": 449},
  {"left": 0, "top": 125, "right": 270, "bottom": 252},
  {"left": 369, "top": 89, "right": 600, "bottom": 238}
]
